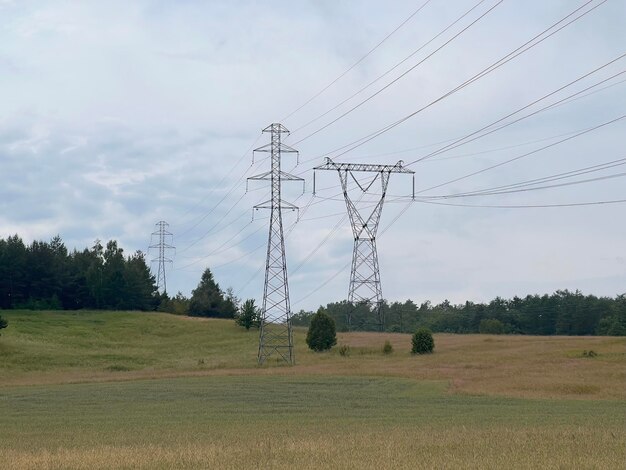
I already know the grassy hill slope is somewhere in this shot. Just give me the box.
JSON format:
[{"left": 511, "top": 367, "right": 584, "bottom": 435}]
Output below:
[
  {"left": 0, "top": 310, "right": 624, "bottom": 469},
  {"left": 1, "top": 310, "right": 625, "bottom": 399}
]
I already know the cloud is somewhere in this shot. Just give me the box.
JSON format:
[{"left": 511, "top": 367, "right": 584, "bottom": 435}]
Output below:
[{"left": 0, "top": 0, "right": 624, "bottom": 309}]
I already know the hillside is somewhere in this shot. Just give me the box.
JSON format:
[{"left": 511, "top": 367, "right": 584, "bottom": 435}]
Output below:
[
  {"left": 1, "top": 310, "right": 625, "bottom": 469},
  {"left": 1, "top": 310, "right": 624, "bottom": 400}
]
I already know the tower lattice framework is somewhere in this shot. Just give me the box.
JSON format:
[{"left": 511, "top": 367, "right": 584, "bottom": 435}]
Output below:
[
  {"left": 248, "top": 123, "right": 303, "bottom": 364},
  {"left": 314, "top": 158, "right": 414, "bottom": 331},
  {"left": 149, "top": 220, "right": 175, "bottom": 294}
]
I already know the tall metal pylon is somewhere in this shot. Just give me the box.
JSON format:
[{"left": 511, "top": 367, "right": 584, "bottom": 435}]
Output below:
[
  {"left": 247, "top": 123, "right": 303, "bottom": 365},
  {"left": 149, "top": 221, "right": 175, "bottom": 294},
  {"left": 313, "top": 158, "right": 414, "bottom": 331}
]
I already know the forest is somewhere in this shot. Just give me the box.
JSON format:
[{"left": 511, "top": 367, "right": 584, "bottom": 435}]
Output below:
[
  {"left": 0, "top": 234, "right": 157, "bottom": 310},
  {"left": 1, "top": 234, "right": 625, "bottom": 336},
  {"left": 292, "top": 293, "right": 626, "bottom": 336}
]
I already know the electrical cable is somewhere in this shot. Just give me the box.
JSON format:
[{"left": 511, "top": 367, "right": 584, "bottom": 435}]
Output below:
[
  {"left": 291, "top": 0, "right": 504, "bottom": 145},
  {"left": 318, "top": 0, "right": 608, "bottom": 161},
  {"left": 280, "top": 0, "right": 434, "bottom": 122},
  {"left": 414, "top": 114, "right": 625, "bottom": 195},
  {"left": 289, "top": 0, "right": 488, "bottom": 136}
]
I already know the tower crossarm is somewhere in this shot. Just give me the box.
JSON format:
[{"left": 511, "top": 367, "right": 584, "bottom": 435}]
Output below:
[{"left": 314, "top": 157, "right": 415, "bottom": 174}]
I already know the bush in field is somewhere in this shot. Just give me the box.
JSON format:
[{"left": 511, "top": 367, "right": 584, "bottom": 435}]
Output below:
[
  {"left": 338, "top": 344, "right": 350, "bottom": 357},
  {"left": 0, "top": 315, "right": 7, "bottom": 335},
  {"left": 236, "top": 299, "right": 260, "bottom": 330},
  {"left": 412, "top": 328, "right": 434, "bottom": 354},
  {"left": 382, "top": 340, "right": 393, "bottom": 354},
  {"left": 479, "top": 318, "right": 505, "bottom": 334},
  {"left": 306, "top": 309, "right": 337, "bottom": 352}
]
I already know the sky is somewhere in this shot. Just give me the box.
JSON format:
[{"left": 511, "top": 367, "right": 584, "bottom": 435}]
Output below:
[{"left": 1, "top": 0, "right": 625, "bottom": 311}]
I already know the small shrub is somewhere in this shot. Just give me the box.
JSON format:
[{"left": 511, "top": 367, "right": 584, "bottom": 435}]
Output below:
[
  {"left": 382, "top": 340, "right": 393, "bottom": 354},
  {"left": 306, "top": 309, "right": 337, "bottom": 352},
  {"left": 581, "top": 350, "right": 597, "bottom": 358},
  {"left": 338, "top": 344, "right": 350, "bottom": 357},
  {"left": 0, "top": 315, "right": 7, "bottom": 335},
  {"left": 235, "top": 299, "right": 260, "bottom": 330},
  {"left": 412, "top": 328, "right": 434, "bottom": 354},
  {"left": 197, "top": 358, "right": 205, "bottom": 366}
]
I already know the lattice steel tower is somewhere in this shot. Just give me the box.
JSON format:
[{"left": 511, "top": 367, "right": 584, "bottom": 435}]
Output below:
[
  {"left": 248, "top": 123, "right": 303, "bottom": 365},
  {"left": 149, "top": 221, "right": 175, "bottom": 294},
  {"left": 314, "top": 158, "right": 414, "bottom": 331}
]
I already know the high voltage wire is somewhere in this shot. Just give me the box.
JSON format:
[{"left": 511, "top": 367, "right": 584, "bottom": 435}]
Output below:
[
  {"left": 290, "top": 0, "right": 503, "bottom": 146},
  {"left": 295, "top": 58, "right": 624, "bottom": 172},
  {"left": 174, "top": 222, "right": 268, "bottom": 271},
  {"left": 415, "top": 197, "right": 626, "bottom": 209},
  {"left": 444, "top": 170, "right": 626, "bottom": 198},
  {"left": 347, "top": 118, "right": 626, "bottom": 200},
  {"left": 405, "top": 57, "right": 626, "bottom": 166},
  {"left": 173, "top": 133, "right": 263, "bottom": 233},
  {"left": 280, "top": 0, "right": 433, "bottom": 122},
  {"left": 316, "top": 0, "right": 607, "bottom": 161},
  {"left": 415, "top": 114, "right": 625, "bottom": 195},
  {"left": 177, "top": 191, "right": 249, "bottom": 254},
  {"left": 424, "top": 157, "right": 626, "bottom": 199},
  {"left": 358, "top": 76, "right": 626, "bottom": 163},
  {"left": 288, "top": 0, "right": 489, "bottom": 136}
]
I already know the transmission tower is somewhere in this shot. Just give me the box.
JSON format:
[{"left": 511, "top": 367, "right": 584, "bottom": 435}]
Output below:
[
  {"left": 149, "top": 221, "right": 175, "bottom": 294},
  {"left": 247, "top": 123, "right": 304, "bottom": 365},
  {"left": 313, "top": 158, "right": 414, "bottom": 331}
]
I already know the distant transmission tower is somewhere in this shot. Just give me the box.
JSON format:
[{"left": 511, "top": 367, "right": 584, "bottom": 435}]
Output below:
[
  {"left": 149, "top": 221, "right": 175, "bottom": 294},
  {"left": 313, "top": 158, "right": 414, "bottom": 331},
  {"left": 248, "top": 123, "right": 303, "bottom": 365}
]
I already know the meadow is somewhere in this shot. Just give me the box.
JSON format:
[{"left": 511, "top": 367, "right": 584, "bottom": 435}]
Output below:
[{"left": 0, "top": 310, "right": 624, "bottom": 469}]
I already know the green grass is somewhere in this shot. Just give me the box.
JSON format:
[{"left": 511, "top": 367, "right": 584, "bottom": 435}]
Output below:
[
  {"left": 0, "top": 310, "right": 259, "bottom": 378},
  {"left": 0, "top": 376, "right": 624, "bottom": 469},
  {"left": 0, "top": 310, "right": 624, "bottom": 468}
]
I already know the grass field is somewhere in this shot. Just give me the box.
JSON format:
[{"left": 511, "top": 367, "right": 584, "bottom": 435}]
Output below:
[{"left": 0, "top": 310, "right": 624, "bottom": 469}]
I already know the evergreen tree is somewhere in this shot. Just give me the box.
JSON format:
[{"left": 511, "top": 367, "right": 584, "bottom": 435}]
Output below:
[
  {"left": 412, "top": 328, "right": 434, "bottom": 354},
  {"left": 306, "top": 309, "right": 337, "bottom": 352},
  {"left": 188, "top": 268, "right": 233, "bottom": 318}
]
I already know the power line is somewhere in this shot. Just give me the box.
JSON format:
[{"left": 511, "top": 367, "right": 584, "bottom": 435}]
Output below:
[
  {"left": 320, "top": 0, "right": 607, "bottom": 160},
  {"left": 288, "top": 0, "right": 488, "bottom": 136},
  {"left": 405, "top": 55, "right": 626, "bottom": 166},
  {"left": 280, "top": 0, "right": 433, "bottom": 122},
  {"left": 414, "top": 197, "right": 626, "bottom": 209},
  {"left": 291, "top": 0, "right": 504, "bottom": 146},
  {"left": 415, "top": 114, "right": 625, "bottom": 195},
  {"left": 358, "top": 76, "right": 626, "bottom": 163},
  {"left": 173, "top": 133, "right": 262, "bottom": 233},
  {"left": 424, "top": 157, "right": 626, "bottom": 199}
]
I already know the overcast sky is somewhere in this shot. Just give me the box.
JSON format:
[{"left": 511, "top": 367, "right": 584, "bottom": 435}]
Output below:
[{"left": 1, "top": 0, "right": 625, "bottom": 310}]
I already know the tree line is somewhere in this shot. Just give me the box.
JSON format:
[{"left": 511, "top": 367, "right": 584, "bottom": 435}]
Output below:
[
  {"left": 292, "top": 291, "right": 626, "bottom": 336},
  {"left": 2, "top": 234, "right": 625, "bottom": 336},
  {"left": 0, "top": 235, "right": 157, "bottom": 310},
  {"left": 0, "top": 233, "right": 241, "bottom": 318}
]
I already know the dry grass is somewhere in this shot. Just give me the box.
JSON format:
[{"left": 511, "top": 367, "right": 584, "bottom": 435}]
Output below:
[
  {"left": 2, "top": 427, "right": 623, "bottom": 470},
  {"left": 0, "top": 312, "right": 624, "bottom": 469},
  {"left": 1, "top": 311, "right": 624, "bottom": 400},
  {"left": 304, "top": 332, "right": 626, "bottom": 400},
  {"left": 0, "top": 375, "right": 624, "bottom": 469}
]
